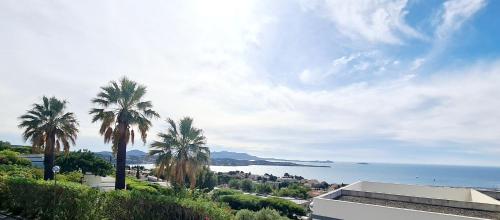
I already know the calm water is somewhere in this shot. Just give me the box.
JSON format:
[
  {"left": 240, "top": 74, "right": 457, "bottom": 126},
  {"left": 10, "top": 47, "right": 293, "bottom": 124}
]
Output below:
[{"left": 138, "top": 162, "right": 500, "bottom": 189}]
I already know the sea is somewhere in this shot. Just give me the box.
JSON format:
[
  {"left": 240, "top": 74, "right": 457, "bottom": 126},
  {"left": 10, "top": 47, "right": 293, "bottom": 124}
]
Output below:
[{"left": 137, "top": 162, "right": 500, "bottom": 189}]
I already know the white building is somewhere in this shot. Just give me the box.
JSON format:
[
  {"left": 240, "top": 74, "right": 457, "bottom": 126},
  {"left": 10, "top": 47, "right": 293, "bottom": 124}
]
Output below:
[
  {"left": 83, "top": 174, "right": 115, "bottom": 191},
  {"left": 311, "top": 181, "right": 500, "bottom": 220}
]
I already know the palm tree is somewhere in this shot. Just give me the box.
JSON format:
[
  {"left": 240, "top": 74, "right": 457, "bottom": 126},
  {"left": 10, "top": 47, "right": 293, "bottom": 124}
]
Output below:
[
  {"left": 90, "top": 77, "right": 159, "bottom": 189},
  {"left": 18, "top": 96, "right": 79, "bottom": 180},
  {"left": 150, "top": 117, "right": 210, "bottom": 189}
]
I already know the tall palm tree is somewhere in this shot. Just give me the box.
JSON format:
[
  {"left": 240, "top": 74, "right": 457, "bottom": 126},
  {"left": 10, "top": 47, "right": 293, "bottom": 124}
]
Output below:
[
  {"left": 18, "top": 96, "right": 79, "bottom": 180},
  {"left": 90, "top": 77, "right": 159, "bottom": 189},
  {"left": 150, "top": 117, "right": 210, "bottom": 189}
]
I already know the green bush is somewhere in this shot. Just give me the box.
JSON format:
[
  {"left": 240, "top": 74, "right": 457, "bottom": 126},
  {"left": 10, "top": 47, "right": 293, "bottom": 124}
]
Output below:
[
  {"left": 255, "top": 183, "right": 273, "bottom": 195},
  {"left": 0, "top": 175, "right": 233, "bottom": 220},
  {"left": 0, "top": 150, "right": 31, "bottom": 166},
  {"left": 211, "top": 188, "right": 243, "bottom": 201},
  {"left": 235, "top": 209, "right": 256, "bottom": 220},
  {"left": 255, "top": 208, "right": 289, "bottom": 220},
  {"left": 219, "top": 194, "right": 306, "bottom": 218},
  {"left": 0, "top": 164, "right": 42, "bottom": 179},
  {"left": 234, "top": 208, "right": 289, "bottom": 220},
  {"left": 56, "top": 150, "right": 113, "bottom": 176},
  {"left": 0, "top": 177, "right": 102, "bottom": 220},
  {"left": 260, "top": 197, "right": 306, "bottom": 218},
  {"left": 229, "top": 179, "right": 241, "bottom": 189},
  {"left": 241, "top": 179, "right": 254, "bottom": 192},
  {"left": 274, "top": 183, "right": 310, "bottom": 199}
]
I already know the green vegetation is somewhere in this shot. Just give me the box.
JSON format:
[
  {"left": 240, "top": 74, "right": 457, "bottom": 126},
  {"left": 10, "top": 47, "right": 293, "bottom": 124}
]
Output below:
[
  {"left": 90, "top": 77, "right": 159, "bottom": 189},
  {"left": 55, "top": 150, "right": 113, "bottom": 176},
  {"left": 150, "top": 117, "right": 210, "bottom": 189},
  {"left": 195, "top": 166, "right": 218, "bottom": 191},
  {"left": 18, "top": 96, "right": 79, "bottom": 180},
  {"left": 235, "top": 208, "right": 289, "bottom": 220},
  {"left": 241, "top": 179, "right": 254, "bottom": 192},
  {"left": 0, "top": 150, "right": 31, "bottom": 166},
  {"left": 229, "top": 179, "right": 241, "bottom": 189},
  {"left": 213, "top": 189, "right": 306, "bottom": 218},
  {"left": 0, "top": 176, "right": 232, "bottom": 220},
  {"left": 274, "top": 183, "right": 310, "bottom": 199},
  {"left": 255, "top": 183, "right": 273, "bottom": 195},
  {"left": 0, "top": 141, "right": 31, "bottom": 154}
]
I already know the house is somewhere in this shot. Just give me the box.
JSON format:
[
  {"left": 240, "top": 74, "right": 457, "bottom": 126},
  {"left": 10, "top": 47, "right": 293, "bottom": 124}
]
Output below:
[
  {"left": 19, "top": 154, "right": 44, "bottom": 168},
  {"left": 311, "top": 181, "right": 500, "bottom": 220},
  {"left": 83, "top": 173, "right": 115, "bottom": 191}
]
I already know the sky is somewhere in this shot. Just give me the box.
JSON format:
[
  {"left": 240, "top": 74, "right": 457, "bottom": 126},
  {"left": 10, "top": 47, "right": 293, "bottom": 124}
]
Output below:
[{"left": 1, "top": 0, "right": 500, "bottom": 166}]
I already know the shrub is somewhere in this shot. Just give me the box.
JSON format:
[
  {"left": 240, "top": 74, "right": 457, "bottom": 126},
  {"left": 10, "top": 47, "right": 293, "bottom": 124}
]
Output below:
[
  {"left": 255, "top": 183, "right": 273, "bottom": 195},
  {"left": 255, "top": 208, "right": 289, "bottom": 220},
  {"left": 56, "top": 150, "right": 113, "bottom": 176},
  {"left": 229, "top": 179, "right": 241, "bottom": 189},
  {"left": 0, "top": 150, "right": 31, "bottom": 166},
  {"left": 274, "top": 183, "right": 310, "bottom": 199},
  {"left": 219, "top": 194, "right": 306, "bottom": 218},
  {"left": 241, "top": 179, "right": 254, "bottom": 192},
  {"left": 235, "top": 209, "right": 256, "bottom": 220},
  {"left": 0, "top": 164, "right": 42, "bottom": 179},
  {"left": 0, "top": 176, "right": 233, "bottom": 220},
  {"left": 211, "top": 188, "right": 242, "bottom": 201},
  {"left": 0, "top": 177, "right": 103, "bottom": 220},
  {"left": 260, "top": 197, "right": 306, "bottom": 218}
]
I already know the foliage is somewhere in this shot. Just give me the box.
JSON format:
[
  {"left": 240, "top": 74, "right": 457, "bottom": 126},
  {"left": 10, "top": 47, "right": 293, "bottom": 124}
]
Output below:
[
  {"left": 0, "top": 141, "right": 31, "bottom": 154},
  {"left": 0, "top": 164, "right": 42, "bottom": 179},
  {"left": 255, "top": 183, "right": 273, "bottom": 195},
  {"left": 211, "top": 188, "right": 242, "bottom": 201},
  {"left": 241, "top": 179, "right": 254, "bottom": 192},
  {"left": 90, "top": 77, "right": 159, "bottom": 189},
  {"left": 274, "top": 183, "right": 310, "bottom": 199},
  {"left": 18, "top": 96, "right": 79, "bottom": 180},
  {"left": 218, "top": 194, "right": 306, "bottom": 218},
  {"left": 55, "top": 150, "right": 113, "bottom": 176},
  {"left": 55, "top": 171, "right": 83, "bottom": 183},
  {"left": 0, "top": 150, "right": 31, "bottom": 166},
  {"left": 255, "top": 208, "right": 289, "bottom": 220},
  {"left": 150, "top": 117, "right": 210, "bottom": 189},
  {"left": 235, "top": 209, "right": 257, "bottom": 220},
  {"left": 235, "top": 208, "right": 290, "bottom": 220},
  {"left": 0, "top": 176, "right": 233, "bottom": 220},
  {"left": 195, "top": 166, "right": 218, "bottom": 190},
  {"left": 0, "top": 177, "right": 102, "bottom": 220},
  {"left": 229, "top": 179, "right": 241, "bottom": 189}
]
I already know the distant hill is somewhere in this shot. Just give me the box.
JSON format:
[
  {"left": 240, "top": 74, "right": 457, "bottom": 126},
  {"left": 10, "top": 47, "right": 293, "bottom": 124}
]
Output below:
[
  {"left": 92, "top": 149, "right": 332, "bottom": 164},
  {"left": 211, "top": 151, "right": 261, "bottom": 160}
]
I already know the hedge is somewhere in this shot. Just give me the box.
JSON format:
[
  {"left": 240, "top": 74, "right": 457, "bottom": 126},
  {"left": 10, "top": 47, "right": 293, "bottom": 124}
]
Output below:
[
  {"left": 219, "top": 194, "right": 306, "bottom": 218},
  {"left": 0, "top": 176, "right": 232, "bottom": 220}
]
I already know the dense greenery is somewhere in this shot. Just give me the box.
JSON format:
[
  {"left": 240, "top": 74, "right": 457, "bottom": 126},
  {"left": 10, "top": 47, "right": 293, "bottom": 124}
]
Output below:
[
  {"left": 274, "top": 184, "right": 310, "bottom": 199},
  {"left": 0, "top": 141, "right": 31, "bottom": 154},
  {"left": 240, "top": 179, "right": 254, "bottom": 192},
  {"left": 255, "top": 183, "right": 273, "bottom": 195},
  {"left": 150, "top": 117, "right": 210, "bottom": 189},
  {"left": 18, "top": 96, "right": 79, "bottom": 180},
  {"left": 235, "top": 208, "right": 289, "bottom": 220},
  {"left": 194, "top": 166, "right": 218, "bottom": 191},
  {"left": 0, "top": 176, "right": 233, "bottom": 220},
  {"left": 90, "top": 77, "right": 159, "bottom": 189},
  {"left": 214, "top": 190, "right": 306, "bottom": 218},
  {"left": 55, "top": 150, "right": 113, "bottom": 176},
  {"left": 0, "top": 150, "right": 31, "bottom": 166}
]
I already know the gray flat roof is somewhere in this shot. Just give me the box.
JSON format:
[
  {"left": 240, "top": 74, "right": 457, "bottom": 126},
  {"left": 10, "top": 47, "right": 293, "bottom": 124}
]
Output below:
[{"left": 336, "top": 195, "right": 500, "bottom": 219}]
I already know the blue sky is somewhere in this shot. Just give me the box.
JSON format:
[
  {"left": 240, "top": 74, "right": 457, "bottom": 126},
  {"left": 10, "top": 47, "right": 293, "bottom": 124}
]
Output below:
[{"left": 1, "top": 0, "right": 500, "bottom": 166}]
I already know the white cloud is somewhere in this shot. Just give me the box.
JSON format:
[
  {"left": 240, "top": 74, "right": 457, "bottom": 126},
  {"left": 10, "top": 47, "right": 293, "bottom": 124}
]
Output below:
[
  {"left": 1, "top": 0, "right": 499, "bottom": 165},
  {"left": 301, "top": 0, "right": 424, "bottom": 44},
  {"left": 436, "top": 0, "right": 486, "bottom": 39}
]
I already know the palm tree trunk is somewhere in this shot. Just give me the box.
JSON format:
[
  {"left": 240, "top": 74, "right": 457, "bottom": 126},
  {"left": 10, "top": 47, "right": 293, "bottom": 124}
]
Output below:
[
  {"left": 44, "top": 133, "right": 56, "bottom": 180},
  {"left": 115, "top": 123, "right": 128, "bottom": 189}
]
